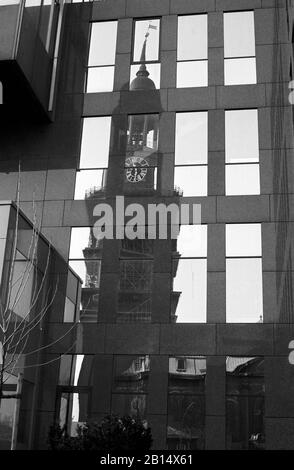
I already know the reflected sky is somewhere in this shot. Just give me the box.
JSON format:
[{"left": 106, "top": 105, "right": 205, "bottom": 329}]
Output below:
[
  {"left": 177, "top": 15, "right": 207, "bottom": 60},
  {"left": 79, "top": 117, "right": 111, "bottom": 169},
  {"left": 225, "top": 110, "right": 259, "bottom": 163},
  {"left": 88, "top": 21, "right": 117, "bottom": 66},
  {"left": 133, "top": 19, "right": 160, "bottom": 62},
  {"left": 74, "top": 169, "right": 106, "bottom": 199},
  {"left": 225, "top": 58, "right": 256, "bottom": 85},
  {"left": 226, "top": 224, "right": 262, "bottom": 257},
  {"left": 224, "top": 11, "right": 255, "bottom": 58},
  {"left": 175, "top": 225, "right": 207, "bottom": 258},
  {"left": 226, "top": 258, "right": 263, "bottom": 323},
  {"left": 173, "top": 259, "right": 207, "bottom": 323},
  {"left": 174, "top": 166, "right": 207, "bottom": 196},
  {"left": 175, "top": 112, "right": 207, "bottom": 165},
  {"left": 70, "top": 227, "right": 96, "bottom": 259},
  {"left": 226, "top": 164, "right": 260, "bottom": 195},
  {"left": 69, "top": 259, "right": 101, "bottom": 287},
  {"left": 177, "top": 61, "right": 207, "bottom": 88},
  {"left": 87, "top": 66, "right": 115, "bottom": 93}
]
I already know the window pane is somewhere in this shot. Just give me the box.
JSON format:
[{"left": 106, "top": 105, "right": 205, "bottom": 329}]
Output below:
[
  {"left": 70, "top": 227, "right": 101, "bottom": 260},
  {"left": 227, "top": 395, "right": 265, "bottom": 450},
  {"left": 66, "top": 270, "right": 79, "bottom": 303},
  {"left": 69, "top": 260, "right": 101, "bottom": 289},
  {"left": 225, "top": 110, "right": 259, "bottom": 163},
  {"left": 226, "top": 357, "right": 265, "bottom": 451},
  {"left": 177, "top": 15, "right": 207, "bottom": 60},
  {"left": 0, "top": 398, "right": 16, "bottom": 449},
  {"left": 168, "top": 356, "right": 207, "bottom": 393},
  {"left": 226, "top": 258, "right": 263, "bottom": 323},
  {"left": 86, "top": 66, "right": 115, "bottom": 93},
  {"left": 118, "top": 293, "right": 152, "bottom": 323},
  {"left": 225, "top": 58, "right": 256, "bottom": 85},
  {"left": 127, "top": 114, "right": 159, "bottom": 154},
  {"left": 118, "top": 260, "right": 153, "bottom": 323},
  {"left": 226, "top": 224, "right": 262, "bottom": 257},
  {"left": 88, "top": 21, "right": 117, "bottom": 66},
  {"left": 58, "top": 355, "right": 72, "bottom": 385},
  {"left": 174, "top": 166, "right": 207, "bottom": 197},
  {"left": 73, "top": 355, "right": 94, "bottom": 386},
  {"left": 111, "top": 394, "right": 147, "bottom": 419},
  {"left": 175, "top": 225, "right": 207, "bottom": 258},
  {"left": 120, "top": 260, "right": 153, "bottom": 292},
  {"left": 133, "top": 19, "right": 160, "bottom": 62},
  {"left": 226, "top": 164, "right": 260, "bottom": 195},
  {"left": 167, "top": 395, "right": 205, "bottom": 450},
  {"left": 64, "top": 297, "right": 76, "bottom": 322},
  {"left": 79, "top": 117, "right": 111, "bottom": 169},
  {"left": 130, "top": 63, "right": 161, "bottom": 89},
  {"left": 74, "top": 170, "right": 107, "bottom": 199},
  {"left": 0, "top": 205, "right": 10, "bottom": 237},
  {"left": 224, "top": 11, "right": 255, "bottom": 58},
  {"left": 113, "top": 355, "right": 150, "bottom": 393},
  {"left": 176, "top": 61, "right": 208, "bottom": 88},
  {"left": 124, "top": 114, "right": 159, "bottom": 193},
  {"left": 0, "top": 238, "right": 5, "bottom": 280},
  {"left": 226, "top": 356, "right": 264, "bottom": 395},
  {"left": 9, "top": 261, "right": 34, "bottom": 320},
  {"left": 172, "top": 259, "right": 207, "bottom": 323},
  {"left": 59, "top": 392, "right": 89, "bottom": 436},
  {"left": 175, "top": 112, "right": 207, "bottom": 165}
]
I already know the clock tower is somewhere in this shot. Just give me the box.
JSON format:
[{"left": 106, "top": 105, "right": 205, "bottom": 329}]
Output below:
[{"left": 124, "top": 29, "right": 159, "bottom": 194}]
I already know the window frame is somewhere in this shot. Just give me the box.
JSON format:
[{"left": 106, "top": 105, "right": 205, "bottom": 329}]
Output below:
[
  {"left": 225, "top": 224, "right": 263, "bottom": 323},
  {"left": 131, "top": 17, "right": 162, "bottom": 65},
  {"left": 85, "top": 20, "right": 118, "bottom": 93},
  {"left": 223, "top": 10, "right": 257, "bottom": 86},
  {"left": 176, "top": 14, "right": 208, "bottom": 88},
  {"left": 225, "top": 108, "right": 260, "bottom": 196}
]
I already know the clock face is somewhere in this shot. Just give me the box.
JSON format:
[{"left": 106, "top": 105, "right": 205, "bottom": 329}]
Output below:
[{"left": 125, "top": 156, "right": 149, "bottom": 183}]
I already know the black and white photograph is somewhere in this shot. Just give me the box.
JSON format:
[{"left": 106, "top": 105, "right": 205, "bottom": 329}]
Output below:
[{"left": 0, "top": 0, "right": 293, "bottom": 460}]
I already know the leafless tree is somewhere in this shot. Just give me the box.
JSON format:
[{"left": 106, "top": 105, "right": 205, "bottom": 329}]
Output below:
[{"left": 0, "top": 170, "right": 78, "bottom": 412}]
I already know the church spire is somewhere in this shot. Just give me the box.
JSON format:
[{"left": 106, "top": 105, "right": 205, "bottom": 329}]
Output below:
[{"left": 136, "top": 31, "right": 150, "bottom": 78}]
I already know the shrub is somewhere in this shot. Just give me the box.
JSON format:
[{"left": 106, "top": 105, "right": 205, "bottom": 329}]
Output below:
[{"left": 47, "top": 415, "right": 152, "bottom": 452}]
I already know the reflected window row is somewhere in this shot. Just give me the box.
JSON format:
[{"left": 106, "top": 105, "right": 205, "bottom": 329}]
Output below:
[
  {"left": 55, "top": 354, "right": 264, "bottom": 449},
  {"left": 86, "top": 11, "right": 256, "bottom": 93},
  {"left": 67, "top": 224, "right": 263, "bottom": 324},
  {"left": 76, "top": 109, "right": 260, "bottom": 199}
]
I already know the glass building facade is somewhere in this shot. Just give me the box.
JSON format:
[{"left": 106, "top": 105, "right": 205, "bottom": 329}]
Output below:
[{"left": 0, "top": 0, "right": 294, "bottom": 450}]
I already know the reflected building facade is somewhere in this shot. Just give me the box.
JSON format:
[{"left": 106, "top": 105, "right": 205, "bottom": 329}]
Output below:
[{"left": 0, "top": 0, "right": 294, "bottom": 450}]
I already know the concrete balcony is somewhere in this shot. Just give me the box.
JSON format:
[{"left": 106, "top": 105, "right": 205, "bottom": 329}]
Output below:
[{"left": 0, "top": 1, "right": 59, "bottom": 121}]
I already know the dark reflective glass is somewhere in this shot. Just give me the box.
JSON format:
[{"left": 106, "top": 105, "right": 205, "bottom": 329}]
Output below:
[
  {"left": 58, "top": 355, "right": 94, "bottom": 387},
  {"left": 226, "top": 357, "right": 265, "bottom": 450},
  {"left": 168, "top": 357, "right": 206, "bottom": 394},
  {"left": 120, "top": 260, "right": 153, "bottom": 292},
  {"left": 167, "top": 395, "right": 205, "bottom": 450},
  {"left": 118, "top": 293, "right": 152, "bottom": 323},
  {"left": 0, "top": 398, "right": 16, "bottom": 449},
  {"left": 120, "top": 238, "right": 154, "bottom": 258},
  {"left": 167, "top": 356, "right": 206, "bottom": 450},
  {"left": 58, "top": 392, "right": 89, "bottom": 437},
  {"left": 113, "top": 355, "right": 150, "bottom": 393},
  {"left": 124, "top": 114, "right": 159, "bottom": 194},
  {"left": 111, "top": 394, "right": 147, "bottom": 420},
  {"left": 63, "top": 297, "right": 76, "bottom": 323}
]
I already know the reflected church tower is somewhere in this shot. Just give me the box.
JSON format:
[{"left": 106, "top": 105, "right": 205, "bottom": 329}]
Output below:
[{"left": 124, "top": 27, "right": 159, "bottom": 195}]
